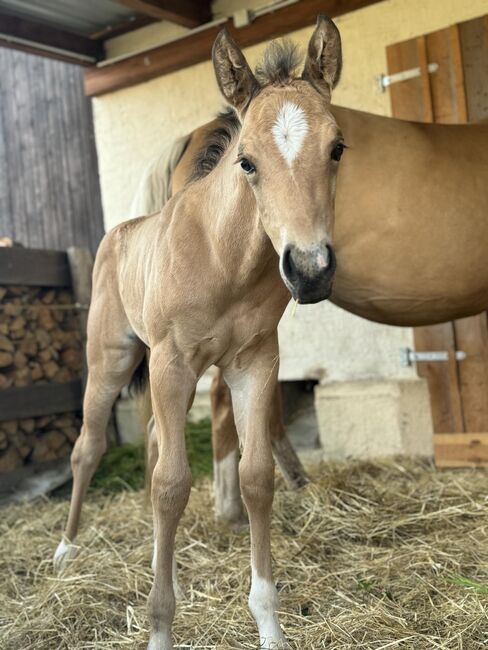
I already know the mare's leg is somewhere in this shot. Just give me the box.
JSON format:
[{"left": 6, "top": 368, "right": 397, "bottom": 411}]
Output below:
[
  {"left": 54, "top": 317, "right": 144, "bottom": 568},
  {"left": 210, "top": 369, "right": 246, "bottom": 524},
  {"left": 147, "top": 344, "right": 194, "bottom": 650},
  {"left": 224, "top": 333, "right": 288, "bottom": 649},
  {"left": 270, "top": 383, "right": 309, "bottom": 489}
]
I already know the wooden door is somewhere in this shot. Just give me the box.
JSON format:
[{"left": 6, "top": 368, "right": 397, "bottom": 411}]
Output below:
[{"left": 386, "top": 16, "right": 488, "bottom": 466}]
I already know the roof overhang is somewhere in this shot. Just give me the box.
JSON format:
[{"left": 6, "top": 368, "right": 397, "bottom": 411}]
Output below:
[{"left": 0, "top": 0, "right": 384, "bottom": 95}]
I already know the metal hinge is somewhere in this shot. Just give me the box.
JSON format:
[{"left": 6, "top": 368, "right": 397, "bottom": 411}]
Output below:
[
  {"left": 377, "top": 63, "right": 439, "bottom": 92},
  {"left": 400, "top": 347, "right": 466, "bottom": 367}
]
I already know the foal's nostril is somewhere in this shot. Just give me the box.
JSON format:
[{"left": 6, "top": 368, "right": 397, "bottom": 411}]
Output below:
[{"left": 282, "top": 244, "right": 298, "bottom": 282}]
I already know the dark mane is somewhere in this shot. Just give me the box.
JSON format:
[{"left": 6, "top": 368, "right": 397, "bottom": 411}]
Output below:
[
  {"left": 190, "top": 108, "right": 241, "bottom": 182},
  {"left": 255, "top": 39, "right": 301, "bottom": 85},
  {"left": 190, "top": 40, "right": 301, "bottom": 182}
]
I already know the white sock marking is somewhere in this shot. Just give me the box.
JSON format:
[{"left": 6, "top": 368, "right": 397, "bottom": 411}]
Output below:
[
  {"left": 147, "top": 630, "right": 173, "bottom": 650},
  {"left": 249, "top": 568, "right": 286, "bottom": 648},
  {"left": 53, "top": 537, "right": 78, "bottom": 570},
  {"left": 272, "top": 102, "right": 308, "bottom": 167}
]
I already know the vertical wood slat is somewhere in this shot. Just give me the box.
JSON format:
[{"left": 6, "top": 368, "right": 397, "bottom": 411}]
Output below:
[
  {"left": 386, "top": 38, "right": 425, "bottom": 122},
  {"left": 459, "top": 16, "right": 488, "bottom": 122},
  {"left": 454, "top": 315, "right": 488, "bottom": 433},
  {"left": 449, "top": 25, "right": 468, "bottom": 122},
  {"left": 424, "top": 24, "right": 468, "bottom": 124},
  {"left": 416, "top": 36, "right": 434, "bottom": 122},
  {"left": 0, "top": 48, "right": 104, "bottom": 253},
  {"left": 444, "top": 19, "right": 488, "bottom": 438},
  {"left": 413, "top": 323, "right": 464, "bottom": 434}
]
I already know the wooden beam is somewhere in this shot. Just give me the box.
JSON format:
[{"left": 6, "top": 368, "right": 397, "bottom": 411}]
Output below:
[
  {"left": 0, "top": 248, "right": 71, "bottom": 287},
  {"left": 0, "top": 12, "right": 104, "bottom": 64},
  {"left": 85, "top": 0, "right": 383, "bottom": 96},
  {"left": 0, "top": 380, "right": 82, "bottom": 421},
  {"left": 117, "top": 1, "right": 211, "bottom": 28},
  {"left": 434, "top": 433, "right": 488, "bottom": 468}
]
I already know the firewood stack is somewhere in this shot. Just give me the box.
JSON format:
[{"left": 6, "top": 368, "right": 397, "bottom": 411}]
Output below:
[{"left": 0, "top": 285, "right": 83, "bottom": 473}]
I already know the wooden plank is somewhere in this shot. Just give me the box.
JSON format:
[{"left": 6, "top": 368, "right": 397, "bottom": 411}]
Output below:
[
  {"left": 0, "top": 48, "right": 105, "bottom": 253},
  {"left": 459, "top": 16, "right": 488, "bottom": 122},
  {"left": 416, "top": 36, "right": 434, "bottom": 122},
  {"left": 85, "top": 0, "right": 384, "bottom": 96},
  {"left": 453, "top": 317, "right": 488, "bottom": 435},
  {"left": 0, "top": 380, "right": 82, "bottom": 420},
  {"left": 425, "top": 25, "right": 465, "bottom": 124},
  {"left": 413, "top": 324, "right": 464, "bottom": 433},
  {"left": 0, "top": 248, "right": 71, "bottom": 287},
  {"left": 386, "top": 37, "right": 425, "bottom": 122},
  {"left": 434, "top": 433, "right": 488, "bottom": 467},
  {"left": 0, "top": 12, "right": 103, "bottom": 64},
  {"left": 448, "top": 25, "right": 468, "bottom": 122},
  {"left": 117, "top": 0, "right": 211, "bottom": 28}
]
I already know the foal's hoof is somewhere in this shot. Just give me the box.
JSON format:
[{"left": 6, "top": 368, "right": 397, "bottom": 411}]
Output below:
[
  {"left": 262, "top": 640, "right": 291, "bottom": 649},
  {"left": 53, "top": 537, "right": 78, "bottom": 571}
]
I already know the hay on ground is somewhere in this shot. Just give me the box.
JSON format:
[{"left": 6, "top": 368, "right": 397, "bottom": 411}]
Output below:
[{"left": 1, "top": 458, "right": 488, "bottom": 649}]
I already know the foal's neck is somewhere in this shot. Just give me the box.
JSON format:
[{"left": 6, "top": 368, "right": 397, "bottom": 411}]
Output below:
[{"left": 199, "top": 142, "right": 276, "bottom": 289}]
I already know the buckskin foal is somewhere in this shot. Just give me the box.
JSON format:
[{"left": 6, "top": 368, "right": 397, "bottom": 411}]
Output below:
[{"left": 54, "top": 16, "right": 345, "bottom": 649}]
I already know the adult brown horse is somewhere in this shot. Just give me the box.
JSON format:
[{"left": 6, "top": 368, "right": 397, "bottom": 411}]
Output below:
[{"left": 135, "top": 77, "right": 488, "bottom": 524}]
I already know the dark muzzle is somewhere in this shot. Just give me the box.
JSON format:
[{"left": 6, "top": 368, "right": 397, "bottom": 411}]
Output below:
[{"left": 281, "top": 241, "right": 336, "bottom": 304}]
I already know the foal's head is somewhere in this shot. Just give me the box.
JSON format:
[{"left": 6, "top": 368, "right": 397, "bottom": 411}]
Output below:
[{"left": 212, "top": 15, "right": 343, "bottom": 304}]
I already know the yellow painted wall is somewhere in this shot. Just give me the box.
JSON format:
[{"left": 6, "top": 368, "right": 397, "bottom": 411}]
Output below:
[{"left": 94, "top": 0, "right": 487, "bottom": 230}]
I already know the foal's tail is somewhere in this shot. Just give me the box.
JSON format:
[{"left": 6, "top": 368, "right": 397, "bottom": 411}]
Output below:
[{"left": 128, "top": 134, "right": 192, "bottom": 498}]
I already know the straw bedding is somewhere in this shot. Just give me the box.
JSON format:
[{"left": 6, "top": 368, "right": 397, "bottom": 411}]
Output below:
[{"left": 1, "top": 458, "right": 487, "bottom": 649}]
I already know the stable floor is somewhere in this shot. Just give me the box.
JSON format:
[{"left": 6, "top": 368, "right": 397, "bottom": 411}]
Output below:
[{"left": 2, "top": 459, "right": 488, "bottom": 649}]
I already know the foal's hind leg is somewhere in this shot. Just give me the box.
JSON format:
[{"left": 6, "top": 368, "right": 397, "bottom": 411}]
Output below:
[
  {"left": 210, "top": 369, "right": 247, "bottom": 525},
  {"left": 54, "top": 323, "right": 144, "bottom": 569},
  {"left": 211, "top": 369, "right": 308, "bottom": 525}
]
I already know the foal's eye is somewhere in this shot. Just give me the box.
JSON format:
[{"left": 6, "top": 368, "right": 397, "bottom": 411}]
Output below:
[
  {"left": 331, "top": 143, "right": 345, "bottom": 162},
  {"left": 240, "top": 158, "right": 256, "bottom": 174}
]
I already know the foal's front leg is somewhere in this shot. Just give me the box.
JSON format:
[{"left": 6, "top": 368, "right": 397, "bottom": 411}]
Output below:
[
  {"left": 146, "top": 344, "right": 195, "bottom": 650},
  {"left": 224, "top": 334, "right": 288, "bottom": 649}
]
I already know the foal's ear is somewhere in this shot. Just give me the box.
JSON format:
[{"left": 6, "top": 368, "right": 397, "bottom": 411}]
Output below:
[
  {"left": 302, "top": 15, "right": 342, "bottom": 98},
  {"left": 212, "top": 29, "right": 259, "bottom": 114}
]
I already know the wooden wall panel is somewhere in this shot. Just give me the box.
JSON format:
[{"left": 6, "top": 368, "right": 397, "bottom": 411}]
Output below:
[
  {"left": 0, "top": 48, "right": 104, "bottom": 253},
  {"left": 459, "top": 16, "right": 488, "bottom": 122},
  {"left": 425, "top": 25, "right": 467, "bottom": 124},
  {"left": 386, "top": 37, "right": 425, "bottom": 122}
]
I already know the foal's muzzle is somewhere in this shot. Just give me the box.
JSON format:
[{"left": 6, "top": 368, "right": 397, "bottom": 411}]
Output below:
[{"left": 281, "top": 241, "right": 336, "bottom": 304}]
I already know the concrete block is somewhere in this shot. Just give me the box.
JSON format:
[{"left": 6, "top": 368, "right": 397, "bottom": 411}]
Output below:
[{"left": 315, "top": 379, "right": 433, "bottom": 460}]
